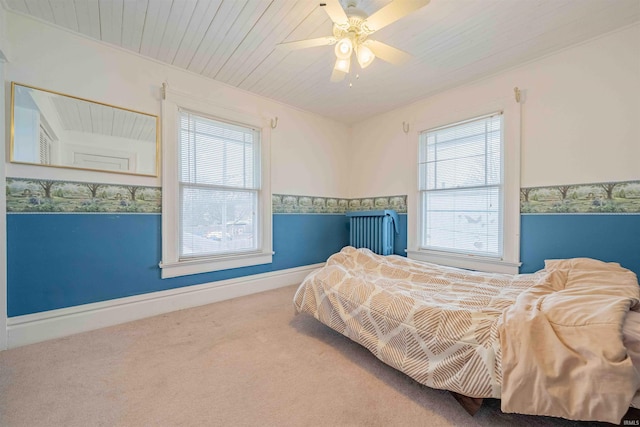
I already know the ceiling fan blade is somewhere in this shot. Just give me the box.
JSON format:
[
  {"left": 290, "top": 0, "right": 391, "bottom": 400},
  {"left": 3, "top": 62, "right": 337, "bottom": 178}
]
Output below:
[
  {"left": 362, "top": 0, "right": 430, "bottom": 33},
  {"left": 365, "top": 40, "right": 411, "bottom": 65},
  {"left": 277, "top": 36, "right": 336, "bottom": 50},
  {"left": 321, "top": 0, "right": 349, "bottom": 28}
]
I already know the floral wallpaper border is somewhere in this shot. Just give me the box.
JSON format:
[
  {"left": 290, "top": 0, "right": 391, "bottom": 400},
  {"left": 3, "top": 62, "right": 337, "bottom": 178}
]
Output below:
[
  {"left": 6, "top": 177, "right": 409, "bottom": 215},
  {"left": 272, "top": 194, "right": 407, "bottom": 214},
  {"left": 16, "top": 176, "right": 637, "bottom": 215},
  {"left": 521, "top": 180, "right": 640, "bottom": 214},
  {"left": 6, "top": 178, "right": 162, "bottom": 213}
]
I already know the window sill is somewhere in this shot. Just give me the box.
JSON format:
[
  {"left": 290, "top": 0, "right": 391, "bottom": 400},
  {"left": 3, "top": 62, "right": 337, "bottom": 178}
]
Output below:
[
  {"left": 406, "top": 249, "right": 521, "bottom": 275},
  {"left": 160, "top": 251, "right": 274, "bottom": 279}
]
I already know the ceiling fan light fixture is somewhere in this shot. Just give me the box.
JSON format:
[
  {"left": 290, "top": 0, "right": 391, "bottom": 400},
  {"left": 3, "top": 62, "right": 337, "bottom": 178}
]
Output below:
[
  {"left": 334, "top": 37, "right": 353, "bottom": 59},
  {"left": 356, "top": 45, "right": 375, "bottom": 68},
  {"left": 334, "top": 56, "right": 351, "bottom": 73},
  {"left": 280, "top": 0, "right": 428, "bottom": 83}
]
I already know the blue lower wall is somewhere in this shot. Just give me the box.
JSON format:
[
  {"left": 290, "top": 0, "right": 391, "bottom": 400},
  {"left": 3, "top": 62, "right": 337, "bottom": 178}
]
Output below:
[
  {"left": 520, "top": 214, "right": 640, "bottom": 276},
  {"left": 7, "top": 213, "right": 349, "bottom": 316},
  {"left": 10, "top": 209, "right": 636, "bottom": 317},
  {"left": 387, "top": 213, "right": 640, "bottom": 278}
]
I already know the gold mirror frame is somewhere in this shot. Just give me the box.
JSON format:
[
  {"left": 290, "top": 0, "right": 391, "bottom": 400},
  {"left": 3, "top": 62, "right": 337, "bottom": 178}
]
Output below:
[{"left": 10, "top": 82, "right": 159, "bottom": 177}]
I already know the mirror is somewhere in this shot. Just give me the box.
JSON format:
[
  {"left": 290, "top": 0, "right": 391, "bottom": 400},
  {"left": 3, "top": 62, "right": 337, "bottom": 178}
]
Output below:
[{"left": 11, "top": 82, "right": 158, "bottom": 176}]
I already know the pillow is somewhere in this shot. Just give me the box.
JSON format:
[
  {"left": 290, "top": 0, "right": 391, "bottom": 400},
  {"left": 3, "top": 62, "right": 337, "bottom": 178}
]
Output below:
[{"left": 545, "top": 258, "right": 623, "bottom": 272}]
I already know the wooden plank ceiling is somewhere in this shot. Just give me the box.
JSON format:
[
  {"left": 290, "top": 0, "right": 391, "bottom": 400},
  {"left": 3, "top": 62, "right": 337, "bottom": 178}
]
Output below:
[{"left": 4, "top": 0, "right": 640, "bottom": 123}]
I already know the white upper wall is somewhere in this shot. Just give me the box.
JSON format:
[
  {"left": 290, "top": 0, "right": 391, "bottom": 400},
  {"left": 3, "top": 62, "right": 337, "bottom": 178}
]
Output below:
[
  {"left": 348, "top": 24, "right": 640, "bottom": 198},
  {"left": 4, "top": 11, "right": 350, "bottom": 198},
  {"left": 5, "top": 12, "right": 638, "bottom": 200}
]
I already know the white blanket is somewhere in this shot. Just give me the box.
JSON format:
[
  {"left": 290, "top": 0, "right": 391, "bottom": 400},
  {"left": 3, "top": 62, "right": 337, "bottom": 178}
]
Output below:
[{"left": 499, "top": 258, "right": 640, "bottom": 423}]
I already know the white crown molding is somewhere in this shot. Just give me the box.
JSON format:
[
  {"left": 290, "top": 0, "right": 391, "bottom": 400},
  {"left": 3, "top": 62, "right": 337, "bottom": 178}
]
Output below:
[{"left": 6, "top": 263, "right": 323, "bottom": 349}]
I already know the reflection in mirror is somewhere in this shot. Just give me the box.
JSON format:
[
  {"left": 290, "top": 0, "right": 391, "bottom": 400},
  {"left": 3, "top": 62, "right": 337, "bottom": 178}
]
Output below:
[{"left": 11, "top": 82, "right": 158, "bottom": 176}]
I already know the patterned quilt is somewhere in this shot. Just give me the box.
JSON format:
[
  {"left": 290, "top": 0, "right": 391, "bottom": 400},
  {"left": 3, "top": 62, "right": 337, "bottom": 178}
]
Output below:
[{"left": 293, "top": 246, "right": 545, "bottom": 398}]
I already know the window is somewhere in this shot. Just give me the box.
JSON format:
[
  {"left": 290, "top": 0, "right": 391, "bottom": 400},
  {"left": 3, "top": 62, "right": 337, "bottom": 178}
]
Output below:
[
  {"left": 408, "top": 103, "right": 521, "bottom": 274},
  {"left": 160, "top": 91, "right": 272, "bottom": 278},
  {"left": 179, "top": 111, "right": 260, "bottom": 258},
  {"left": 419, "top": 113, "right": 503, "bottom": 257}
]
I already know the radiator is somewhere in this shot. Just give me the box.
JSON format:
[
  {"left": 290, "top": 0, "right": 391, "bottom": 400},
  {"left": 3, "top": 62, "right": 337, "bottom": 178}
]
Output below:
[{"left": 346, "top": 210, "right": 399, "bottom": 255}]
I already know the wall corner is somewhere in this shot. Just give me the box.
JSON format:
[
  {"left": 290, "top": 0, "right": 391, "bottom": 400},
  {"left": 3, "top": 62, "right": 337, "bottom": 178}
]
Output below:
[{"left": 0, "top": 4, "right": 11, "bottom": 62}]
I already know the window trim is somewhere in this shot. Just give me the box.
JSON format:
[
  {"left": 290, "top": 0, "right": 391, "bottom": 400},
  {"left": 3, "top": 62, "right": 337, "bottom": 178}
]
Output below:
[
  {"left": 407, "top": 98, "right": 521, "bottom": 274},
  {"left": 160, "top": 89, "right": 272, "bottom": 279},
  {"left": 419, "top": 112, "right": 504, "bottom": 259}
]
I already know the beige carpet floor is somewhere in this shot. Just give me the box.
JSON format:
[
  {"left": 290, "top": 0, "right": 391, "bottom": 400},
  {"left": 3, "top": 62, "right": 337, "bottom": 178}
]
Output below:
[{"left": 0, "top": 284, "right": 624, "bottom": 426}]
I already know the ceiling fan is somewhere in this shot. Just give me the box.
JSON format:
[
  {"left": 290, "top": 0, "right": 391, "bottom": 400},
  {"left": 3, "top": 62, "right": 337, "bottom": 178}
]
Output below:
[{"left": 277, "top": 0, "right": 430, "bottom": 82}]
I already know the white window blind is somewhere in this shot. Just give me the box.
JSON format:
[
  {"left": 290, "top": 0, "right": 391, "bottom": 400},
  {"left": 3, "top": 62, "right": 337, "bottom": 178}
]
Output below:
[
  {"left": 418, "top": 113, "right": 503, "bottom": 257},
  {"left": 179, "top": 110, "right": 261, "bottom": 259}
]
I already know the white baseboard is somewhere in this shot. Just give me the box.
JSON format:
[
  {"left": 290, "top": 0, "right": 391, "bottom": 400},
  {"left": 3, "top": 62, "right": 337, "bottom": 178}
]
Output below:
[{"left": 6, "top": 263, "right": 323, "bottom": 349}]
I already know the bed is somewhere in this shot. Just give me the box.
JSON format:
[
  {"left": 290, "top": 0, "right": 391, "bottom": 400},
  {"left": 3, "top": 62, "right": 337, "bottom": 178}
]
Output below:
[{"left": 293, "top": 246, "right": 640, "bottom": 424}]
